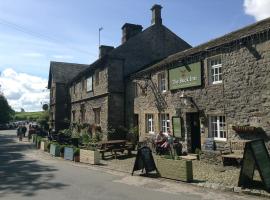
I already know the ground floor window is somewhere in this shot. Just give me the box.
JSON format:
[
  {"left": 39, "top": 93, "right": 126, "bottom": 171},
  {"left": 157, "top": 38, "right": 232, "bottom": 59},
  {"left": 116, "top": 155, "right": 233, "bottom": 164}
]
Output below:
[
  {"left": 94, "top": 108, "right": 101, "bottom": 125},
  {"left": 80, "top": 104, "right": 85, "bottom": 123},
  {"left": 72, "top": 111, "right": 75, "bottom": 121},
  {"left": 160, "top": 113, "right": 170, "bottom": 133},
  {"left": 145, "top": 114, "right": 154, "bottom": 133},
  {"left": 209, "top": 116, "right": 226, "bottom": 141}
]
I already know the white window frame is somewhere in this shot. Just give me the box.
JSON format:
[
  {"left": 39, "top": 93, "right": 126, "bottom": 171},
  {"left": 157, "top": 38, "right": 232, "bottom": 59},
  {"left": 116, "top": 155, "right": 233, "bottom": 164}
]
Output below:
[
  {"left": 86, "top": 76, "right": 93, "bottom": 92},
  {"left": 209, "top": 57, "right": 222, "bottom": 84},
  {"left": 145, "top": 114, "right": 154, "bottom": 134},
  {"left": 209, "top": 116, "right": 227, "bottom": 141},
  {"left": 158, "top": 72, "right": 166, "bottom": 93},
  {"left": 133, "top": 82, "right": 139, "bottom": 97},
  {"left": 160, "top": 113, "right": 170, "bottom": 134}
]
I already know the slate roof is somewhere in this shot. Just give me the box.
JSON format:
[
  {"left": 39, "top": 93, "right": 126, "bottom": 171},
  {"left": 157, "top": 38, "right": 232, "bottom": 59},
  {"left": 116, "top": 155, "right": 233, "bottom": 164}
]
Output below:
[
  {"left": 71, "top": 23, "right": 191, "bottom": 83},
  {"left": 48, "top": 61, "right": 88, "bottom": 89},
  {"left": 133, "top": 17, "right": 270, "bottom": 77}
]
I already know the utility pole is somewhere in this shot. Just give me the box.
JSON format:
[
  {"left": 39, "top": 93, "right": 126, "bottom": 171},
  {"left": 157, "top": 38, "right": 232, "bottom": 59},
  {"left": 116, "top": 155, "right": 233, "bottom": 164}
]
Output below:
[{"left": 99, "top": 27, "right": 103, "bottom": 47}]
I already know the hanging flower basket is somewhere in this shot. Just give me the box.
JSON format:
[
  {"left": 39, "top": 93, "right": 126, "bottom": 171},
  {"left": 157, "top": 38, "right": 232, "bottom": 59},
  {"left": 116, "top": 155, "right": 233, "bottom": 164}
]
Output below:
[{"left": 232, "top": 125, "right": 257, "bottom": 133}]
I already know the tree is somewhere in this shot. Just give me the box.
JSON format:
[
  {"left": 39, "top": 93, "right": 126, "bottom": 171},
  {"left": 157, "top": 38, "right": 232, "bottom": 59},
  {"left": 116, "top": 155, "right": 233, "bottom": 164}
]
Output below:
[{"left": 0, "top": 95, "right": 15, "bottom": 124}]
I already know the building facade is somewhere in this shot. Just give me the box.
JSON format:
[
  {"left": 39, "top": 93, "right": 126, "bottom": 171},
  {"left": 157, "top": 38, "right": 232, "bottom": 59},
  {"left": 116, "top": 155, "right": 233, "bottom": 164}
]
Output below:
[
  {"left": 48, "top": 62, "right": 88, "bottom": 131},
  {"left": 68, "top": 5, "right": 191, "bottom": 134},
  {"left": 127, "top": 18, "right": 270, "bottom": 152}
]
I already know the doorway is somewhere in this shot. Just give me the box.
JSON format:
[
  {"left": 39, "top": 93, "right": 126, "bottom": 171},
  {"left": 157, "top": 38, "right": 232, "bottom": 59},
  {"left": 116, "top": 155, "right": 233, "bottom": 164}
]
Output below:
[
  {"left": 133, "top": 114, "right": 139, "bottom": 140},
  {"left": 187, "top": 112, "right": 201, "bottom": 152}
]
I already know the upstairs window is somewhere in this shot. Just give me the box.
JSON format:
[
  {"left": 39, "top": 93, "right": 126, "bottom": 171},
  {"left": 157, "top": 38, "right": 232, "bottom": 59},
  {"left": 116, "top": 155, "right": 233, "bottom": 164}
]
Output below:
[
  {"left": 86, "top": 76, "right": 93, "bottom": 92},
  {"left": 209, "top": 116, "right": 226, "bottom": 141},
  {"left": 158, "top": 72, "right": 166, "bottom": 92},
  {"left": 209, "top": 57, "right": 222, "bottom": 84},
  {"left": 82, "top": 78, "right": 85, "bottom": 91},
  {"left": 145, "top": 114, "right": 154, "bottom": 134},
  {"left": 133, "top": 82, "right": 139, "bottom": 98},
  {"left": 95, "top": 70, "right": 100, "bottom": 86}
]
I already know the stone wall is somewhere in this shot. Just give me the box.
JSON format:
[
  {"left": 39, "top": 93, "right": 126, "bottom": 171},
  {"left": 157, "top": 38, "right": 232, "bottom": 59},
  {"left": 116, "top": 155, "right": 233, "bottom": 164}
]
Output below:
[
  {"left": 71, "top": 96, "right": 108, "bottom": 133},
  {"left": 126, "top": 39, "right": 270, "bottom": 152},
  {"left": 70, "top": 66, "right": 108, "bottom": 103}
]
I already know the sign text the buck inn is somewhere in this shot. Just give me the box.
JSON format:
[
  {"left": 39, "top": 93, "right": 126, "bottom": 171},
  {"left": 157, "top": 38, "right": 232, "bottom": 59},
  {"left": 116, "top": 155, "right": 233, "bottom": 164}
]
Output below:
[{"left": 169, "top": 62, "right": 201, "bottom": 90}]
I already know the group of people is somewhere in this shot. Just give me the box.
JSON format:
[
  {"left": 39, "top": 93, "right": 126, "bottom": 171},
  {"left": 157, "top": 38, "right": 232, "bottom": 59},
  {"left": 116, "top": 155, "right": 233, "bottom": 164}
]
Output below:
[
  {"left": 17, "top": 125, "right": 27, "bottom": 141},
  {"left": 154, "top": 130, "right": 173, "bottom": 155}
]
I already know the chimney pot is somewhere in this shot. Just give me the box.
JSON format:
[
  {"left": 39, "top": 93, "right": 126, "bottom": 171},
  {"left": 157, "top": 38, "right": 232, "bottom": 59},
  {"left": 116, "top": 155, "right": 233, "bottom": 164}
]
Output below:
[
  {"left": 99, "top": 45, "right": 114, "bottom": 58},
  {"left": 121, "top": 23, "right": 143, "bottom": 44},
  {"left": 151, "top": 4, "right": 162, "bottom": 25}
]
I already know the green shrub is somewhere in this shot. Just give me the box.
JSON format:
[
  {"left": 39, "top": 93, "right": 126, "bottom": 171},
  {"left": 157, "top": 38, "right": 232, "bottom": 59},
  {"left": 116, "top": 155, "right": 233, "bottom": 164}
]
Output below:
[
  {"left": 73, "top": 148, "right": 80, "bottom": 156},
  {"left": 60, "top": 145, "right": 66, "bottom": 154}
]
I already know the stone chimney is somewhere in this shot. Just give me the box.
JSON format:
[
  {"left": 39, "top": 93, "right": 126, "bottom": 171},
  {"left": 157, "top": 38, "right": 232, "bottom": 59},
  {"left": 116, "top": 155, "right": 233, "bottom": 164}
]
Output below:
[
  {"left": 121, "top": 23, "right": 143, "bottom": 44},
  {"left": 151, "top": 4, "right": 162, "bottom": 25},
  {"left": 99, "top": 45, "right": 114, "bottom": 58}
]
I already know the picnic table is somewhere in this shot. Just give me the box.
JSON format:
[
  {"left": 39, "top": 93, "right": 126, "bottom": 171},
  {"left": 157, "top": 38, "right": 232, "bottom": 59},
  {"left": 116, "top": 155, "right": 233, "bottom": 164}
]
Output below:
[{"left": 97, "top": 140, "right": 133, "bottom": 159}]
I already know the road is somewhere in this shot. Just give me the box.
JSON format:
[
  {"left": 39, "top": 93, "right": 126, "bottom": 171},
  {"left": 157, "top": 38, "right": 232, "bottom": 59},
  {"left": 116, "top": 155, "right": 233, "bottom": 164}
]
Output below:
[{"left": 0, "top": 129, "right": 261, "bottom": 200}]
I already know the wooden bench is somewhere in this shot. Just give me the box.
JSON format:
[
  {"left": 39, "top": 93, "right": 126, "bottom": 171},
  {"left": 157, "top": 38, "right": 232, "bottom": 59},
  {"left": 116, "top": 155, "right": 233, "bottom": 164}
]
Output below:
[
  {"left": 97, "top": 140, "right": 134, "bottom": 159},
  {"left": 220, "top": 140, "right": 250, "bottom": 165}
]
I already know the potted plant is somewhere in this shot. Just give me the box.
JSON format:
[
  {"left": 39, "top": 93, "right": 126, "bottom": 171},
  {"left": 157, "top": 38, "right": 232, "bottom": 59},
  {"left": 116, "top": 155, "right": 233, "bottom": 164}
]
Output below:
[
  {"left": 50, "top": 142, "right": 60, "bottom": 157},
  {"left": 46, "top": 141, "right": 51, "bottom": 152},
  {"left": 40, "top": 139, "right": 48, "bottom": 151},
  {"left": 73, "top": 148, "right": 80, "bottom": 162},
  {"left": 80, "top": 137, "right": 101, "bottom": 164},
  {"left": 60, "top": 145, "right": 66, "bottom": 158},
  {"left": 64, "top": 146, "right": 74, "bottom": 161},
  {"left": 156, "top": 156, "right": 193, "bottom": 182}
]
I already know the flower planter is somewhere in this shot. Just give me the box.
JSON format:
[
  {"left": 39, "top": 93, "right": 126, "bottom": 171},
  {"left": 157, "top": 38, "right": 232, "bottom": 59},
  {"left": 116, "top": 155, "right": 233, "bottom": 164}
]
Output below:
[
  {"left": 64, "top": 147, "right": 74, "bottom": 161},
  {"left": 80, "top": 149, "right": 101, "bottom": 164},
  {"left": 74, "top": 155, "right": 80, "bottom": 162},
  {"left": 50, "top": 144, "right": 60, "bottom": 157},
  {"left": 232, "top": 125, "right": 257, "bottom": 133},
  {"left": 40, "top": 141, "right": 46, "bottom": 151},
  {"left": 31, "top": 134, "right": 37, "bottom": 143},
  {"left": 156, "top": 157, "right": 193, "bottom": 182}
]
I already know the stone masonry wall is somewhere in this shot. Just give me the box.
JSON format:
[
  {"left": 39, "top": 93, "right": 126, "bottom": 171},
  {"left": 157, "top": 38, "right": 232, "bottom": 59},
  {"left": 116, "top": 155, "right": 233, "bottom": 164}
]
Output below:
[
  {"left": 126, "top": 39, "right": 270, "bottom": 151},
  {"left": 71, "top": 96, "right": 108, "bottom": 133}
]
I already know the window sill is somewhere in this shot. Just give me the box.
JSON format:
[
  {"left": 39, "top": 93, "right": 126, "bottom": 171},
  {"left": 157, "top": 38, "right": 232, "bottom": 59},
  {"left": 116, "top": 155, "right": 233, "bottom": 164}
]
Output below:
[{"left": 214, "top": 138, "right": 227, "bottom": 142}]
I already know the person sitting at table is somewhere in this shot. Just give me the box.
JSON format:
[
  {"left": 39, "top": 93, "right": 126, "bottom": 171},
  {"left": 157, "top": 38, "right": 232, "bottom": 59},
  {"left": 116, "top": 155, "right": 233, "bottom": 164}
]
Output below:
[{"left": 155, "top": 131, "right": 168, "bottom": 155}]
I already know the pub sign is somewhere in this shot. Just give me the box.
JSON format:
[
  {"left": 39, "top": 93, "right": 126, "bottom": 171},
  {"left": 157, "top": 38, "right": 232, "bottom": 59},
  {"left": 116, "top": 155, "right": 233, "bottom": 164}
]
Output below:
[{"left": 169, "top": 62, "right": 201, "bottom": 90}]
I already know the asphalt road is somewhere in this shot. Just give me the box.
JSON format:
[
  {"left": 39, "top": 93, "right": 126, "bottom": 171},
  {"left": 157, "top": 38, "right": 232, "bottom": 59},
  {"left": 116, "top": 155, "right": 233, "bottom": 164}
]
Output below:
[{"left": 0, "top": 130, "right": 261, "bottom": 200}]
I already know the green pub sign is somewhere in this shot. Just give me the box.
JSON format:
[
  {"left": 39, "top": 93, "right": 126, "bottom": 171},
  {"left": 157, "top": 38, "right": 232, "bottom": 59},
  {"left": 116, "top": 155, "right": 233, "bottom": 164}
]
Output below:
[{"left": 169, "top": 62, "right": 201, "bottom": 90}]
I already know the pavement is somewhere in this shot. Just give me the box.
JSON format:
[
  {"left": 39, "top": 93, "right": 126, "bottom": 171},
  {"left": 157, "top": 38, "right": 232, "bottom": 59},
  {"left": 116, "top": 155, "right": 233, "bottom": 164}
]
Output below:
[{"left": 0, "top": 129, "right": 264, "bottom": 200}]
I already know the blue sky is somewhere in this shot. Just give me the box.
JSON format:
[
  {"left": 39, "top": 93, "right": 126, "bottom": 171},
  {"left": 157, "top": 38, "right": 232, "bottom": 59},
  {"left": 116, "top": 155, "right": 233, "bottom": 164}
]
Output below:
[{"left": 0, "top": 0, "right": 270, "bottom": 111}]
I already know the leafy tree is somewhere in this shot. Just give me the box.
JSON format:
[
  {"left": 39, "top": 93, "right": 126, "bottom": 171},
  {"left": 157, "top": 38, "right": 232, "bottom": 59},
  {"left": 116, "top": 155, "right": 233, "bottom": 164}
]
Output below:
[
  {"left": 37, "top": 110, "right": 49, "bottom": 130},
  {"left": 0, "top": 95, "right": 15, "bottom": 124}
]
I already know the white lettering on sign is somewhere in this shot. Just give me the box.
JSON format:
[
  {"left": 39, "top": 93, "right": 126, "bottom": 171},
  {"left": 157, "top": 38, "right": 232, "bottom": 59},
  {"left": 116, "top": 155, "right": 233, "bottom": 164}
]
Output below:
[{"left": 172, "top": 76, "right": 198, "bottom": 85}]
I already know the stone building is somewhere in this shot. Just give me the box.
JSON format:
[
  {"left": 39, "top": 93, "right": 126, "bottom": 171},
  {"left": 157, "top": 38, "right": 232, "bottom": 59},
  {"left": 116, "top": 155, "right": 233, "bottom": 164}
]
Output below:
[
  {"left": 127, "top": 17, "right": 270, "bottom": 152},
  {"left": 48, "top": 61, "right": 88, "bottom": 131},
  {"left": 68, "top": 5, "right": 191, "bottom": 134}
]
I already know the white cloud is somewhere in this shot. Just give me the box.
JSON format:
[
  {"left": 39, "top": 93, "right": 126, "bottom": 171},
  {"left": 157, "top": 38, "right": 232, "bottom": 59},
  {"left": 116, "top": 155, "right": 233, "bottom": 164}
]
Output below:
[
  {"left": 22, "top": 52, "right": 45, "bottom": 58},
  {"left": 0, "top": 68, "right": 49, "bottom": 112},
  {"left": 244, "top": 0, "right": 270, "bottom": 21},
  {"left": 52, "top": 54, "right": 74, "bottom": 59}
]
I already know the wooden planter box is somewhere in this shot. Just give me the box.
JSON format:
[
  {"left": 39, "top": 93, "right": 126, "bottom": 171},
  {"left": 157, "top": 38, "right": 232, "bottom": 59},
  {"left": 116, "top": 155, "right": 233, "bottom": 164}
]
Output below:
[
  {"left": 40, "top": 141, "right": 46, "bottom": 151},
  {"left": 50, "top": 144, "right": 60, "bottom": 157},
  {"left": 32, "top": 134, "right": 37, "bottom": 143},
  {"left": 156, "top": 157, "right": 193, "bottom": 182},
  {"left": 80, "top": 149, "right": 101, "bottom": 164},
  {"left": 64, "top": 147, "right": 74, "bottom": 161}
]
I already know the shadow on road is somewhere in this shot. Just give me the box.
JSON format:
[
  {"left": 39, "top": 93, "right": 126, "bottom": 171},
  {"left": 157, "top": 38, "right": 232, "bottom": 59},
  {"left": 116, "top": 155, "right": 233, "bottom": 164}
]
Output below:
[{"left": 0, "top": 132, "right": 68, "bottom": 197}]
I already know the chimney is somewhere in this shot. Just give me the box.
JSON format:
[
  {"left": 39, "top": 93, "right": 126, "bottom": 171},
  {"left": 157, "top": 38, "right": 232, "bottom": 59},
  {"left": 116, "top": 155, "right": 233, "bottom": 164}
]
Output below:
[
  {"left": 151, "top": 4, "right": 162, "bottom": 25},
  {"left": 121, "top": 23, "right": 143, "bottom": 44},
  {"left": 99, "top": 45, "right": 114, "bottom": 58}
]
